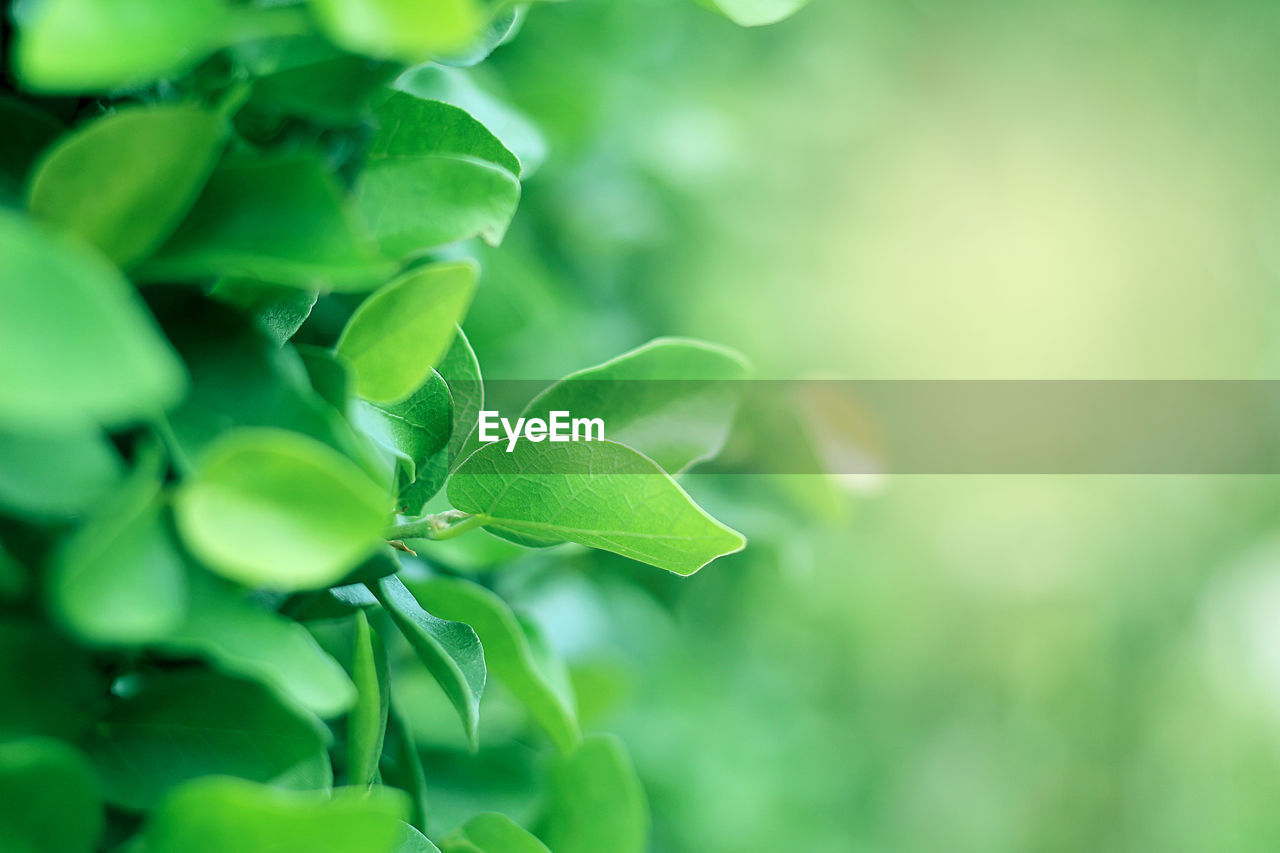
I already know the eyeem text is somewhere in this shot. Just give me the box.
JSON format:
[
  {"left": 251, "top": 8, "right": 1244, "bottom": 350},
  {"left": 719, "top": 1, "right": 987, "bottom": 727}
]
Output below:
[{"left": 478, "top": 410, "right": 605, "bottom": 452}]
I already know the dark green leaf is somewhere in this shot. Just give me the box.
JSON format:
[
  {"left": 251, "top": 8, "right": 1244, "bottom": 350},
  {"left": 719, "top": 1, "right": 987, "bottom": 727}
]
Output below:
[
  {"left": 0, "top": 427, "right": 122, "bottom": 519},
  {"left": 0, "top": 738, "right": 102, "bottom": 853},
  {"left": 0, "top": 97, "right": 63, "bottom": 200},
  {"left": 211, "top": 278, "right": 319, "bottom": 345},
  {"left": 0, "top": 620, "right": 106, "bottom": 740},
  {"left": 348, "top": 609, "right": 390, "bottom": 788},
  {"left": 355, "top": 370, "right": 453, "bottom": 486},
  {"left": 537, "top": 735, "right": 648, "bottom": 853}
]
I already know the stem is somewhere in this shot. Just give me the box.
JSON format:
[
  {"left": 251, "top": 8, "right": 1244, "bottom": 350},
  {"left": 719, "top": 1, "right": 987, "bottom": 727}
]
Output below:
[{"left": 386, "top": 510, "right": 488, "bottom": 542}]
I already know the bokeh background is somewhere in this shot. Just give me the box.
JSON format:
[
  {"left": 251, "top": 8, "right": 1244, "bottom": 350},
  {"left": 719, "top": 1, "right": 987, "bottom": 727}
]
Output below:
[{"left": 422, "top": 0, "right": 1280, "bottom": 851}]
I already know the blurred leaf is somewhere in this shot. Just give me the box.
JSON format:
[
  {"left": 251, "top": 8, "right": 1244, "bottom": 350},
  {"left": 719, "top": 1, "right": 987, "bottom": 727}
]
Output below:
[
  {"left": 0, "top": 738, "right": 102, "bottom": 853},
  {"left": 174, "top": 428, "right": 391, "bottom": 591},
  {"left": 242, "top": 39, "right": 398, "bottom": 123},
  {"left": 82, "top": 669, "right": 331, "bottom": 810},
  {"left": 298, "top": 345, "right": 355, "bottom": 412},
  {"left": 441, "top": 813, "right": 550, "bottom": 853},
  {"left": 537, "top": 735, "right": 648, "bottom": 853},
  {"left": 14, "top": 0, "right": 229, "bottom": 92},
  {"left": 348, "top": 609, "right": 390, "bottom": 788},
  {"left": 693, "top": 0, "right": 810, "bottom": 26},
  {"left": 0, "top": 541, "right": 26, "bottom": 601},
  {"left": 142, "top": 157, "right": 394, "bottom": 291},
  {"left": 142, "top": 777, "right": 408, "bottom": 853},
  {"left": 448, "top": 441, "right": 746, "bottom": 574},
  {"left": 310, "top": 0, "right": 483, "bottom": 62},
  {"left": 523, "top": 337, "right": 749, "bottom": 473},
  {"left": 382, "top": 700, "right": 430, "bottom": 832},
  {"left": 355, "top": 370, "right": 453, "bottom": 485},
  {"left": 0, "top": 209, "right": 186, "bottom": 430},
  {"left": 211, "top": 278, "right": 318, "bottom": 345},
  {"left": 410, "top": 577, "right": 579, "bottom": 752},
  {"left": 0, "top": 427, "right": 122, "bottom": 519},
  {"left": 28, "top": 105, "right": 225, "bottom": 267},
  {"left": 373, "top": 576, "right": 486, "bottom": 748},
  {"left": 0, "top": 620, "right": 105, "bottom": 739},
  {"left": 0, "top": 97, "right": 62, "bottom": 200},
  {"left": 436, "top": 6, "right": 524, "bottom": 68},
  {"left": 336, "top": 261, "right": 477, "bottom": 402},
  {"left": 357, "top": 94, "right": 520, "bottom": 257}
]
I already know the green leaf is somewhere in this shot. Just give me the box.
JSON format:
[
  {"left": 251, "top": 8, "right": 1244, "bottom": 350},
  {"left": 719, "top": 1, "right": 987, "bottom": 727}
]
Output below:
[
  {"left": 14, "top": 0, "right": 229, "bottom": 92},
  {"left": 0, "top": 620, "right": 106, "bottom": 740},
  {"left": 537, "top": 735, "right": 649, "bottom": 853},
  {"left": 174, "top": 428, "right": 392, "bottom": 591},
  {"left": 373, "top": 576, "right": 486, "bottom": 748},
  {"left": 310, "top": 0, "right": 483, "bottom": 62},
  {"left": 694, "top": 0, "right": 810, "bottom": 26},
  {"left": 81, "top": 669, "right": 332, "bottom": 810},
  {"left": 357, "top": 94, "right": 520, "bottom": 258},
  {"left": 241, "top": 38, "right": 399, "bottom": 124},
  {"left": 396, "top": 822, "right": 443, "bottom": 853},
  {"left": 0, "top": 738, "right": 102, "bottom": 853},
  {"left": 409, "top": 577, "right": 579, "bottom": 752},
  {"left": 348, "top": 609, "right": 390, "bottom": 788},
  {"left": 336, "top": 261, "right": 477, "bottom": 402},
  {"left": 522, "top": 337, "right": 749, "bottom": 473},
  {"left": 0, "top": 97, "right": 63, "bottom": 200},
  {"left": 143, "top": 777, "right": 409, "bottom": 853},
  {"left": 142, "top": 156, "right": 394, "bottom": 291},
  {"left": 0, "top": 209, "right": 186, "bottom": 430},
  {"left": 383, "top": 701, "right": 431, "bottom": 832},
  {"left": 0, "top": 427, "right": 122, "bottom": 519},
  {"left": 28, "top": 104, "right": 225, "bottom": 267},
  {"left": 211, "top": 278, "right": 318, "bottom": 345},
  {"left": 49, "top": 455, "right": 188, "bottom": 645},
  {"left": 441, "top": 813, "right": 550, "bottom": 853},
  {"left": 448, "top": 440, "right": 746, "bottom": 575},
  {"left": 355, "top": 370, "right": 453, "bottom": 485},
  {"left": 157, "top": 571, "right": 357, "bottom": 718}
]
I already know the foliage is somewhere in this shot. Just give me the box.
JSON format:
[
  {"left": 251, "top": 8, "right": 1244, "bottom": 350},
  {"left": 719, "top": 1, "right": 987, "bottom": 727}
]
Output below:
[{"left": 0, "top": 0, "right": 806, "bottom": 851}]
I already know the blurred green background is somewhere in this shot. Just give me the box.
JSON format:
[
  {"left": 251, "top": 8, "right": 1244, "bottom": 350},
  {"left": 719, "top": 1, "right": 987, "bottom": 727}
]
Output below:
[{"left": 437, "top": 0, "right": 1280, "bottom": 850}]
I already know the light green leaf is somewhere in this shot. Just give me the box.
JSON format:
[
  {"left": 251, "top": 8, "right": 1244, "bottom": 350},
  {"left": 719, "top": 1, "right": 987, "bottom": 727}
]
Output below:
[
  {"left": 82, "top": 669, "right": 332, "bottom": 810},
  {"left": 0, "top": 738, "right": 102, "bottom": 853},
  {"left": 174, "top": 428, "right": 392, "bottom": 591},
  {"left": 0, "top": 209, "right": 186, "bottom": 430},
  {"left": 694, "top": 0, "right": 810, "bottom": 27},
  {"left": 348, "top": 609, "right": 390, "bottom": 788},
  {"left": 310, "top": 0, "right": 483, "bottom": 62},
  {"left": 142, "top": 156, "right": 394, "bottom": 291},
  {"left": 441, "top": 813, "right": 550, "bottom": 853},
  {"left": 143, "top": 777, "right": 409, "bottom": 853},
  {"left": 157, "top": 571, "right": 357, "bottom": 718},
  {"left": 448, "top": 440, "right": 745, "bottom": 575},
  {"left": 0, "top": 427, "right": 122, "bottom": 519},
  {"left": 336, "top": 261, "right": 477, "bottom": 402},
  {"left": 357, "top": 94, "right": 520, "bottom": 258},
  {"left": 522, "top": 337, "right": 749, "bottom": 473},
  {"left": 211, "top": 278, "right": 318, "bottom": 345},
  {"left": 355, "top": 370, "right": 453, "bottom": 486},
  {"left": 374, "top": 576, "right": 486, "bottom": 748},
  {"left": 538, "top": 735, "right": 649, "bottom": 853},
  {"left": 396, "top": 823, "right": 444, "bottom": 853},
  {"left": 14, "top": 0, "right": 229, "bottom": 92},
  {"left": 409, "top": 577, "right": 578, "bottom": 752},
  {"left": 28, "top": 105, "right": 225, "bottom": 267}
]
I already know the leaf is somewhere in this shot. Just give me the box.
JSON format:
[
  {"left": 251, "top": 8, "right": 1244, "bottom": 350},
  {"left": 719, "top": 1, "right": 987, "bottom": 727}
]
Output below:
[
  {"left": 0, "top": 738, "right": 102, "bottom": 853},
  {"left": 28, "top": 104, "right": 225, "bottom": 267},
  {"left": 174, "top": 428, "right": 392, "bottom": 591},
  {"left": 81, "top": 669, "right": 332, "bottom": 810},
  {"left": 142, "top": 156, "right": 394, "bottom": 291},
  {"left": 348, "top": 609, "right": 390, "bottom": 788},
  {"left": 396, "top": 823, "right": 444, "bottom": 853},
  {"left": 522, "top": 337, "right": 749, "bottom": 473},
  {"left": 354, "top": 370, "right": 453, "bottom": 485},
  {"left": 157, "top": 571, "right": 358, "bottom": 719},
  {"left": 357, "top": 94, "right": 520, "bottom": 258},
  {"left": 336, "top": 261, "right": 477, "bottom": 402},
  {"left": 694, "top": 0, "right": 810, "bottom": 26},
  {"left": 0, "top": 97, "right": 63, "bottom": 200},
  {"left": 0, "top": 209, "right": 186, "bottom": 430},
  {"left": 373, "top": 576, "right": 486, "bottom": 748},
  {"left": 143, "top": 777, "right": 409, "bottom": 853},
  {"left": 383, "top": 701, "right": 430, "bottom": 832},
  {"left": 243, "top": 39, "right": 399, "bottom": 124},
  {"left": 0, "top": 427, "right": 122, "bottom": 519},
  {"left": 13, "top": 0, "right": 229, "bottom": 92},
  {"left": 441, "top": 813, "right": 550, "bottom": 853},
  {"left": 310, "top": 0, "right": 484, "bottom": 62},
  {"left": 448, "top": 440, "right": 746, "bottom": 575},
  {"left": 0, "top": 620, "right": 106, "bottom": 740},
  {"left": 436, "top": 7, "right": 524, "bottom": 68},
  {"left": 537, "top": 735, "right": 649, "bottom": 853},
  {"left": 211, "top": 278, "right": 318, "bottom": 345},
  {"left": 409, "top": 577, "right": 579, "bottom": 752}
]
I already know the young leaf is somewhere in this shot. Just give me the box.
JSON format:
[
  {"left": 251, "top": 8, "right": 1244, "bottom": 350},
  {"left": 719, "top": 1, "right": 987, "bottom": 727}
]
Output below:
[
  {"left": 28, "top": 104, "right": 225, "bottom": 267},
  {"left": 142, "top": 777, "right": 409, "bottom": 853},
  {"left": 348, "top": 609, "right": 390, "bottom": 788},
  {"left": 142, "top": 156, "right": 395, "bottom": 291},
  {"left": 211, "top": 278, "right": 319, "bottom": 345},
  {"left": 0, "top": 738, "right": 103, "bottom": 853},
  {"left": 373, "top": 576, "right": 486, "bottom": 749},
  {"left": 441, "top": 813, "right": 550, "bottom": 853},
  {"left": 522, "top": 337, "right": 749, "bottom": 473},
  {"left": 336, "top": 261, "right": 477, "bottom": 402},
  {"left": 174, "top": 428, "right": 392, "bottom": 591},
  {"left": 448, "top": 440, "right": 746, "bottom": 575},
  {"left": 354, "top": 370, "right": 453, "bottom": 485},
  {"left": 0, "top": 427, "right": 122, "bottom": 519},
  {"left": 537, "top": 735, "right": 649, "bottom": 853},
  {"left": 14, "top": 0, "right": 229, "bottom": 92},
  {"left": 693, "top": 0, "right": 810, "bottom": 27},
  {"left": 311, "top": 0, "right": 483, "bottom": 63},
  {"left": 0, "top": 210, "right": 186, "bottom": 430},
  {"left": 81, "top": 669, "right": 332, "bottom": 810},
  {"left": 357, "top": 94, "right": 520, "bottom": 258},
  {"left": 409, "top": 577, "right": 579, "bottom": 752}
]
